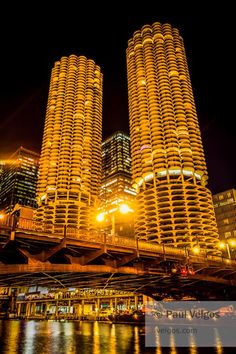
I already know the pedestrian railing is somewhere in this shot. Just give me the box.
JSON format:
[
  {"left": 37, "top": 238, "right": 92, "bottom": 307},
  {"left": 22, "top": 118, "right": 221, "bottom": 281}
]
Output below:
[{"left": 0, "top": 216, "right": 234, "bottom": 266}]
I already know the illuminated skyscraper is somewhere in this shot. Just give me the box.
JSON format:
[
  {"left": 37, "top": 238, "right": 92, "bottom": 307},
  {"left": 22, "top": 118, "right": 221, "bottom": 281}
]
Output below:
[
  {"left": 213, "top": 189, "right": 236, "bottom": 241},
  {"left": 0, "top": 147, "right": 39, "bottom": 213},
  {"left": 100, "top": 131, "right": 136, "bottom": 236},
  {"left": 101, "top": 131, "right": 135, "bottom": 206},
  {"left": 36, "top": 55, "right": 103, "bottom": 232},
  {"left": 126, "top": 22, "right": 219, "bottom": 253}
]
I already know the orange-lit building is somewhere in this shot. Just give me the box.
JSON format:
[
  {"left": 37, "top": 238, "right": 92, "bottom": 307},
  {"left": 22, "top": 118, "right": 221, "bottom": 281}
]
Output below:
[
  {"left": 213, "top": 189, "right": 236, "bottom": 240},
  {"left": 35, "top": 55, "right": 103, "bottom": 232},
  {"left": 126, "top": 22, "right": 219, "bottom": 253}
]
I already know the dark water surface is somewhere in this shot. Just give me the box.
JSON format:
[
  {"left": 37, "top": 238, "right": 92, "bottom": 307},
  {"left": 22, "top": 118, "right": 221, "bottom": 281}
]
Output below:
[{"left": 0, "top": 320, "right": 235, "bottom": 354}]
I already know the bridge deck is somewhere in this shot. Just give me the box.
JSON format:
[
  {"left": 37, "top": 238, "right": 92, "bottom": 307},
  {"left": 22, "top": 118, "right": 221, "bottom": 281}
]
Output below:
[{"left": 1, "top": 224, "right": 236, "bottom": 299}]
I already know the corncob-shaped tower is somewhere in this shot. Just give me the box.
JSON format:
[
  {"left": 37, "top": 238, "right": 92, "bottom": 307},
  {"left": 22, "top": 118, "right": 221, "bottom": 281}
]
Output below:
[
  {"left": 126, "top": 22, "right": 219, "bottom": 253},
  {"left": 36, "top": 55, "right": 103, "bottom": 232}
]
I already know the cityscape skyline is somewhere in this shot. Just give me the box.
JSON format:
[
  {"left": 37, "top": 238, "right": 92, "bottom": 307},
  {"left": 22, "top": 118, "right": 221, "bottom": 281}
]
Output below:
[
  {"left": 1, "top": 10, "right": 236, "bottom": 350},
  {"left": 0, "top": 4, "right": 234, "bottom": 196}
]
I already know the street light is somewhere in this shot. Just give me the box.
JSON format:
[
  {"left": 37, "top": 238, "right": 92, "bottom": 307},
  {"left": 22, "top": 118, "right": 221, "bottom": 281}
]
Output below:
[
  {"left": 218, "top": 240, "right": 236, "bottom": 260},
  {"left": 218, "top": 241, "right": 231, "bottom": 259},
  {"left": 96, "top": 213, "right": 105, "bottom": 223},
  {"left": 96, "top": 203, "right": 134, "bottom": 236},
  {"left": 228, "top": 239, "right": 236, "bottom": 247},
  {"left": 119, "top": 204, "right": 133, "bottom": 214}
]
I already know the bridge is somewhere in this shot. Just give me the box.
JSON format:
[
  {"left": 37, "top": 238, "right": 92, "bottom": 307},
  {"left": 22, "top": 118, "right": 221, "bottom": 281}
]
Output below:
[{"left": 1, "top": 217, "right": 236, "bottom": 300}]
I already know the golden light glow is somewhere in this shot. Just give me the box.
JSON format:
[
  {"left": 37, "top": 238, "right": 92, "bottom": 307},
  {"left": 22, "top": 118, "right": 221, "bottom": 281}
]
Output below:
[
  {"left": 96, "top": 213, "right": 105, "bottom": 222},
  {"left": 0, "top": 213, "right": 4, "bottom": 220},
  {"left": 228, "top": 239, "right": 236, "bottom": 247},
  {"left": 126, "top": 22, "right": 220, "bottom": 254},
  {"left": 218, "top": 242, "right": 226, "bottom": 250},
  {"left": 119, "top": 204, "right": 131, "bottom": 214},
  {"left": 192, "top": 246, "right": 200, "bottom": 254}
]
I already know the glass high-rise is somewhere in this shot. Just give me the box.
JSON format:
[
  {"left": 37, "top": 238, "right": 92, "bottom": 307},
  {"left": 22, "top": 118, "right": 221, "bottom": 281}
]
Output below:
[
  {"left": 36, "top": 55, "right": 103, "bottom": 232},
  {"left": 0, "top": 147, "right": 39, "bottom": 212},
  {"left": 213, "top": 189, "right": 236, "bottom": 240},
  {"left": 100, "top": 131, "right": 136, "bottom": 236},
  {"left": 101, "top": 131, "right": 136, "bottom": 206},
  {"left": 126, "top": 22, "right": 219, "bottom": 253}
]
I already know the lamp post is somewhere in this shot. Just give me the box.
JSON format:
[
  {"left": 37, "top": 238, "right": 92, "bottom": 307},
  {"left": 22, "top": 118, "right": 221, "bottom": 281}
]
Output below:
[
  {"left": 96, "top": 203, "right": 134, "bottom": 238},
  {"left": 218, "top": 240, "right": 236, "bottom": 260},
  {"left": 226, "top": 243, "right": 231, "bottom": 259}
]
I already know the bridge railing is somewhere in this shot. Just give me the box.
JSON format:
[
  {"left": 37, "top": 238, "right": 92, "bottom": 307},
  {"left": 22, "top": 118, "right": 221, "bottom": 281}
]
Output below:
[{"left": 1, "top": 216, "right": 234, "bottom": 266}]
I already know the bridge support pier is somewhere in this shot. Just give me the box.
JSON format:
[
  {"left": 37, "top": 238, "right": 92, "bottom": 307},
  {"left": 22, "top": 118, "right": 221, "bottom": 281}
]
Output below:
[
  {"left": 55, "top": 301, "right": 58, "bottom": 319},
  {"left": 110, "top": 298, "right": 113, "bottom": 312},
  {"left": 17, "top": 303, "right": 21, "bottom": 317},
  {"left": 81, "top": 299, "right": 84, "bottom": 316},
  {"left": 134, "top": 295, "right": 138, "bottom": 310},
  {"left": 26, "top": 302, "right": 30, "bottom": 318}
]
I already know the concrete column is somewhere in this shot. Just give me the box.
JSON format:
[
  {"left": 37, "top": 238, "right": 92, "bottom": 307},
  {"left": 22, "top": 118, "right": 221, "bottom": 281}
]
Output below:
[
  {"left": 97, "top": 298, "right": 100, "bottom": 313},
  {"left": 26, "top": 303, "right": 30, "bottom": 318},
  {"left": 17, "top": 303, "right": 21, "bottom": 317},
  {"left": 55, "top": 301, "right": 59, "bottom": 318},
  {"left": 31, "top": 302, "right": 36, "bottom": 316},
  {"left": 68, "top": 300, "right": 71, "bottom": 318},
  {"left": 110, "top": 298, "right": 113, "bottom": 312},
  {"left": 81, "top": 299, "right": 84, "bottom": 315},
  {"left": 142, "top": 295, "right": 148, "bottom": 308},
  {"left": 134, "top": 295, "right": 138, "bottom": 310},
  {"left": 114, "top": 297, "right": 118, "bottom": 313},
  {"left": 44, "top": 303, "right": 49, "bottom": 318},
  {"left": 128, "top": 297, "right": 131, "bottom": 310}
]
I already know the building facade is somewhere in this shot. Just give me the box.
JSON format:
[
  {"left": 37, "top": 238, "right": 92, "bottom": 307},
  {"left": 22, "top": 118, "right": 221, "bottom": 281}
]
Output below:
[
  {"left": 126, "top": 22, "right": 219, "bottom": 253},
  {"left": 101, "top": 131, "right": 135, "bottom": 206},
  {"left": 100, "top": 132, "right": 136, "bottom": 236},
  {"left": 0, "top": 147, "right": 39, "bottom": 213},
  {"left": 35, "top": 55, "right": 103, "bottom": 233},
  {"left": 213, "top": 189, "right": 236, "bottom": 240}
]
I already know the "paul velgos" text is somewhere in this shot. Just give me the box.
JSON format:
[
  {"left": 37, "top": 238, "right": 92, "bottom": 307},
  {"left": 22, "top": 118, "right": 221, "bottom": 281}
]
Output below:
[{"left": 153, "top": 310, "right": 220, "bottom": 320}]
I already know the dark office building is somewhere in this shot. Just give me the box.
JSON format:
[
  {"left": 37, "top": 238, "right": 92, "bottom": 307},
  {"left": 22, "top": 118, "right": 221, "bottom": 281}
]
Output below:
[
  {"left": 102, "top": 131, "right": 131, "bottom": 179},
  {"left": 213, "top": 189, "right": 236, "bottom": 240},
  {"left": 100, "top": 132, "right": 136, "bottom": 237},
  {"left": 0, "top": 147, "right": 39, "bottom": 212},
  {"left": 101, "top": 131, "right": 136, "bottom": 206}
]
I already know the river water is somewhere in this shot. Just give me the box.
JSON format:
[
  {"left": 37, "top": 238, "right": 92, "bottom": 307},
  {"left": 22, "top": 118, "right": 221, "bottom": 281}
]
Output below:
[{"left": 0, "top": 320, "right": 235, "bottom": 353}]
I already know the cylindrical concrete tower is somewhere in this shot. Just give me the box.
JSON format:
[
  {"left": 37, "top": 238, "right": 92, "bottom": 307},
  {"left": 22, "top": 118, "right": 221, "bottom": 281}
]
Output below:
[
  {"left": 126, "top": 22, "right": 219, "bottom": 253},
  {"left": 36, "top": 55, "right": 103, "bottom": 233}
]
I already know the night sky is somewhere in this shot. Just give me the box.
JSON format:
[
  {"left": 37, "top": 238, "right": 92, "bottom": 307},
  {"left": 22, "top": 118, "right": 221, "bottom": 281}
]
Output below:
[{"left": 0, "top": 2, "right": 234, "bottom": 194}]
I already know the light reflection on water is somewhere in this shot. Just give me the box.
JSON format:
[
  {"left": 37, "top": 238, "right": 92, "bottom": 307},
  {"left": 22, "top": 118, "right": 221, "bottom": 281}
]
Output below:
[{"left": 0, "top": 320, "right": 231, "bottom": 354}]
